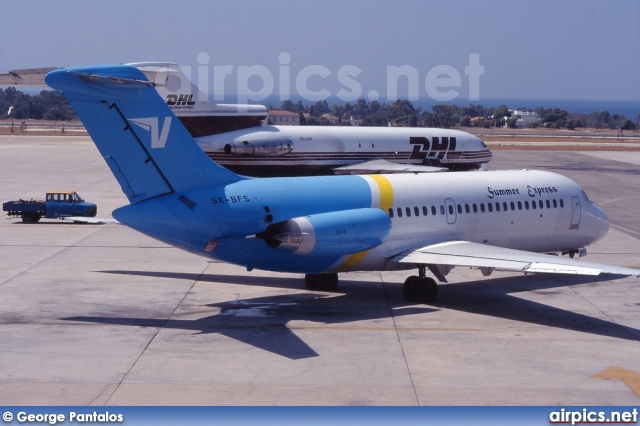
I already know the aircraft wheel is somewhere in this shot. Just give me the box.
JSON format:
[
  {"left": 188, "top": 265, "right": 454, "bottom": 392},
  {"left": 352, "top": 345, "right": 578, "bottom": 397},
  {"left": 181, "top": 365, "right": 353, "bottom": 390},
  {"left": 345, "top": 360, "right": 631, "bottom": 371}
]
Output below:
[
  {"left": 403, "top": 275, "right": 423, "bottom": 303},
  {"left": 422, "top": 277, "right": 438, "bottom": 304},
  {"left": 403, "top": 276, "right": 438, "bottom": 304},
  {"left": 305, "top": 273, "right": 339, "bottom": 291},
  {"left": 318, "top": 273, "right": 339, "bottom": 291},
  {"left": 304, "top": 274, "right": 318, "bottom": 289}
]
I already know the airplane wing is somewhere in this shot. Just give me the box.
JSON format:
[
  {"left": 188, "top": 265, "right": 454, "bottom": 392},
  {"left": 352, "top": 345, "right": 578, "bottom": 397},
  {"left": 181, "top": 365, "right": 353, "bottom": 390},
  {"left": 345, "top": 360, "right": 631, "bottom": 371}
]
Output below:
[
  {"left": 391, "top": 240, "right": 640, "bottom": 277},
  {"left": 0, "top": 67, "right": 60, "bottom": 85},
  {"left": 333, "top": 159, "right": 447, "bottom": 175}
]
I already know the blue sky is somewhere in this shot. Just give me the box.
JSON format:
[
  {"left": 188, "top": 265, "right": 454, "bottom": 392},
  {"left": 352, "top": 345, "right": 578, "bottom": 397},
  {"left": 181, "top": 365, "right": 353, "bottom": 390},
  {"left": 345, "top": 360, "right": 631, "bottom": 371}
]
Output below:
[{"left": 1, "top": 0, "right": 639, "bottom": 103}]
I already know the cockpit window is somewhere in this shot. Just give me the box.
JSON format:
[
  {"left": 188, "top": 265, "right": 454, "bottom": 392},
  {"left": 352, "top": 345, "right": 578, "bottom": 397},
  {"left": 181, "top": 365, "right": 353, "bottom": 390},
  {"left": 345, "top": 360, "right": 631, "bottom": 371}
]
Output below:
[{"left": 581, "top": 190, "right": 593, "bottom": 204}]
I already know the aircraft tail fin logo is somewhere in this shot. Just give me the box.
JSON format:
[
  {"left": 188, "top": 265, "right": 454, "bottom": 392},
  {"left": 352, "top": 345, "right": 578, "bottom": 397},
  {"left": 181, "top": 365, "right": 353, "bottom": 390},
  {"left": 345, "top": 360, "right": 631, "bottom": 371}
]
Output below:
[
  {"left": 129, "top": 117, "right": 172, "bottom": 148},
  {"left": 44, "top": 65, "right": 244, "bottom": 204}
]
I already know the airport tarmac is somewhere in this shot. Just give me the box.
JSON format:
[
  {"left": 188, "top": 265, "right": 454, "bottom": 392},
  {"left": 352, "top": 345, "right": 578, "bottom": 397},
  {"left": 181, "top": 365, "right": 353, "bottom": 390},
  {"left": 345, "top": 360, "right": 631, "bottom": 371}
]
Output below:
[{"left": 0, "top": 135, "right": 639, "bottom": 406}]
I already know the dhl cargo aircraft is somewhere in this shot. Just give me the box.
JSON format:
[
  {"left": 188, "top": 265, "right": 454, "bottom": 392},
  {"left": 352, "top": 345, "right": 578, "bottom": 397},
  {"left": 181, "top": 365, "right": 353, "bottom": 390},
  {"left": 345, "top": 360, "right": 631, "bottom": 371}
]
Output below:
[{"left": 2, "top": 63, "right": 492, "bottom": 176}]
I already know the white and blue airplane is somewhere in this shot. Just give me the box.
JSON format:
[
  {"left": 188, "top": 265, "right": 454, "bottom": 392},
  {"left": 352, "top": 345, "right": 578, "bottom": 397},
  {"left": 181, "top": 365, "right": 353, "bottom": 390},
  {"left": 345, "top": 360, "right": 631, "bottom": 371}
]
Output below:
[{"left": 44, "top": 65, "right": 640, "bottom": 304}]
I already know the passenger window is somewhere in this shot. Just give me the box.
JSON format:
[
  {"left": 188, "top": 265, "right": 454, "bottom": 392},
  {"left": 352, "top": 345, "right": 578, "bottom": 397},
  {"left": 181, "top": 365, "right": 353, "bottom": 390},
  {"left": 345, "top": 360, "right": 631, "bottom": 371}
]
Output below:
[
  {"left": 473, "top": 204, "right": 478, "bottom": 213},
  {"left": 457, "top": 204, "right": 462, "bottom": 214},
  {"left": 422, "top": 206, "right": 428, "bottom": 216},
  {"left": 539, "top": 200, "right": 544, "bottom": 209},
  {"left": 397, "top": 207, "right": 402, "bottom": 217},
  {"left": 532, "top": 200, "right": 537, "bottom": 209},
  {"left": 432, "top": 206, "right": 437, "bottom": 216},
  {"left": 546, "top": 200, "right": 550, "bottom": 209},
  {"left": 440, "top": 205, "right": 445, "bottom": 215},
  {"left": 525, "top": 201, "right": 530, "bottom": 210},
  {"left": 503, "top": 202, "right": 508, "bottom": 211},
  {"left": 560, "top": 199, "right": 564, "bottom": 208},
  {"left": 517, "top": 201, "right": 522, "bottom": 210},
  {"left": 510, "top": 201, "right": 515, "bottom": 211},
  {"left": 553, "top": 199, "right": 557, "bottom": 208},
  {"left": 414, "top": 207, "right": 420, "bottom": 216},
  {"left": 495, "top": 202, "right": 500, "bottom": 212},
  {"left": 465, "top": 204, "right": 470, "bottom": 213},
  {"left": 488, "top": 203, "right": 493, "bottom": 212},
  {"left": 480, "top": 203, "right": 485, "bottom": 213},
  {"left": 448, "top": 205, "right": 454, "bottom": 215},
  {"left": 406, "top": 207, "right": 411, "bottom": 217},
  {"left": 388, "top": 208, "right": 394, "bottom": 218}
]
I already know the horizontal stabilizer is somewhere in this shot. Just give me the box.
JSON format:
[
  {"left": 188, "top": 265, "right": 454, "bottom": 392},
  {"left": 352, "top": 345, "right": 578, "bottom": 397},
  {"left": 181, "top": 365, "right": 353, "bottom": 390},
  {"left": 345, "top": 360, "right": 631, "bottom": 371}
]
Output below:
[
  {"left": 0, "top": 67, "right": 60, "bottom": 85},
  {"left": 68, "top": 70, "right": 155, "bottom": 89}
]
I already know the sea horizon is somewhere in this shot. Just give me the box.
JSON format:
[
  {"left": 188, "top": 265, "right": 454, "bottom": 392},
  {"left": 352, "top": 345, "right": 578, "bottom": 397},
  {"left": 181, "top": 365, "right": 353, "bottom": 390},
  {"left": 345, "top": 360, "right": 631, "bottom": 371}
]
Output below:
[
  {"left": 7, "top": 85, "right": 639, "bottom": 119},
  {"left": 224, "top": 94, "right": 639, "bottom": 119}
]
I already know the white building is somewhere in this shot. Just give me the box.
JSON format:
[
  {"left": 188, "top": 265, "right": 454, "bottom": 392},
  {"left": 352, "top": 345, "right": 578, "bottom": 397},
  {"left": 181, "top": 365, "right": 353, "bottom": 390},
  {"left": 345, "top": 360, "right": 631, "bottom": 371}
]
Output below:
[
  {"left": 512, "top": 110, "right": 539, "bottom": 127},
  {"left": 267, "top": 110, "right": 300, "bottom": 126}
]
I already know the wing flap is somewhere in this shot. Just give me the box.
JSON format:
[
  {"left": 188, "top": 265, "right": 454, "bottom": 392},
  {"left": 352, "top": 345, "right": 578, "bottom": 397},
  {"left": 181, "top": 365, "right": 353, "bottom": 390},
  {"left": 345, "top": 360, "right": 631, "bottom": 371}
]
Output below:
[
  {"left": 391, "top": 241, "right": 640, "bottom": 277},
  {"left": 523, "top": 262, "right": 600, "bottom": 275}
]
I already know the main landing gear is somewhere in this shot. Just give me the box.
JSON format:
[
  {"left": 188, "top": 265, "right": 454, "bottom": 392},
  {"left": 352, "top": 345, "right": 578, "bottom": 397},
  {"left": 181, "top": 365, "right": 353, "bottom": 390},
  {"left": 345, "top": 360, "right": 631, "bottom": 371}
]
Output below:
[
  {"left": 403, "top": 266, "right": 438, "bottom": 304},
  {"left": 305, "top": 273, "right": 339, "bottom": 291},
  {"left": 304, "top": 268, "right": 439, "bottom": 304}
]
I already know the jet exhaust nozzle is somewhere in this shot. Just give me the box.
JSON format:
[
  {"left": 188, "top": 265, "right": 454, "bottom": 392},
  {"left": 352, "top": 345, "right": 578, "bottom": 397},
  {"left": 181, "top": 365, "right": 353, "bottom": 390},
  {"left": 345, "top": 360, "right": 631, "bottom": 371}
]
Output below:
[{"left": 256, "top": 208, "right": 391, "bottom": 256}]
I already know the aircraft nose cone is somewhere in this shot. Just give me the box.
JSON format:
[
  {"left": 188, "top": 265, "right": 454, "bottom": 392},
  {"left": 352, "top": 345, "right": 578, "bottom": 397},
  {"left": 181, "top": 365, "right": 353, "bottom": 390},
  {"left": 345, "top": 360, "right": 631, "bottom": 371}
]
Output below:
[{"left": 590, "top": 204, "right": 609, "bottom": 243}]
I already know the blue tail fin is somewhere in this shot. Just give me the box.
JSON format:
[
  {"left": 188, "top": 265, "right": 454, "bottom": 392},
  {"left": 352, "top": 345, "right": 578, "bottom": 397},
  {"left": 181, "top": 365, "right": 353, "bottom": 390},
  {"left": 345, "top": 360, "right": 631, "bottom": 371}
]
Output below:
[{"left": 45, "top": 65, "right": 242, "bottom": 203}]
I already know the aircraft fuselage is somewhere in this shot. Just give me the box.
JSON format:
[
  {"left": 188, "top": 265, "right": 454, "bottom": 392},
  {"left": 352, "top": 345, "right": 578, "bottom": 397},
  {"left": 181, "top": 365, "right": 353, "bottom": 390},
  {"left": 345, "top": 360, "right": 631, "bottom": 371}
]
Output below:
[
  {"left": 114, "top": 169, "right": 608, "bottom": 274},
  {"left": 196, "top": 125, "right": 491, "bottom": 176}
]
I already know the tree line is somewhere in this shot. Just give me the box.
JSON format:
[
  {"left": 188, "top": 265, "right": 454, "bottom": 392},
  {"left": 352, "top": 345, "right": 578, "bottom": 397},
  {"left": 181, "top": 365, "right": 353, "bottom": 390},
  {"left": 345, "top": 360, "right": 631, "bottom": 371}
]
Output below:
[
  {"left": 2, "top": 86, "right": 637, "bottom": 131},
  {"left": 1, "top": 87, "right": 76, "bottom": 121},
  {"left": 277, "top": 99, "right": 638, "bottom": 130}
]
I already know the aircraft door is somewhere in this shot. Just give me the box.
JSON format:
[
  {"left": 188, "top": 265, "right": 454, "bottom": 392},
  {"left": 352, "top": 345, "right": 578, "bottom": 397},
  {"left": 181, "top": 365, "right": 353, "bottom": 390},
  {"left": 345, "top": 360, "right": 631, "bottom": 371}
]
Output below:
[
  {"left": 445, "top": 198, "right": 457, "bottom": 225},
  {"left": 570, "top": 196, "right": 581, "bottom": 229}
]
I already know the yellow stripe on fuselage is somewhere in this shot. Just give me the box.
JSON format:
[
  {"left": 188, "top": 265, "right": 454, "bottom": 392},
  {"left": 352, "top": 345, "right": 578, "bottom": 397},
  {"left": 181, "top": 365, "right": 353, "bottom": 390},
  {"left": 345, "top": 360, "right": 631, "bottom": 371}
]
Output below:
[
  {"left": 333, "top": 250, "right": 369, "bottom": 272},
  {"left": 333, "top": 175, "right": 395, "bottom": 272},
  {"left": 367, "top": 175, "right": 394, "bottom": 211}
]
